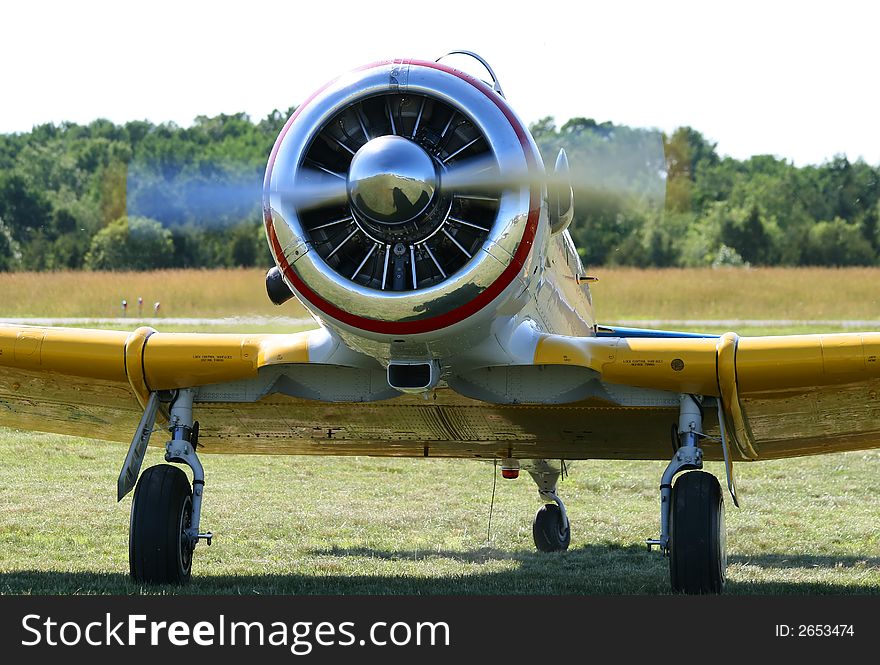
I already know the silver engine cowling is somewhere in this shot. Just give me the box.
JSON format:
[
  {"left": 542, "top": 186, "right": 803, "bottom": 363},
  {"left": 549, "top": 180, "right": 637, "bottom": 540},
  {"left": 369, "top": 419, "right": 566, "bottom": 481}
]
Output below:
[{"left": 263, "top": 59, "right": 546, "bottom": 341}]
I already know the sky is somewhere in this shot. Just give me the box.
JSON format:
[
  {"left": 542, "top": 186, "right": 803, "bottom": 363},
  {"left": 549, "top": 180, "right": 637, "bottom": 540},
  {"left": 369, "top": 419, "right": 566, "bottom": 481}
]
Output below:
[{"left": 1, "top": 0, "right": 877, "bottom": 166}]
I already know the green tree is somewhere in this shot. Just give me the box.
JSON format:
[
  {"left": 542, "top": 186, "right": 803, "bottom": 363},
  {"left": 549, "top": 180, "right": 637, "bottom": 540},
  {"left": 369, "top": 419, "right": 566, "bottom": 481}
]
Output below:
[
  {"left": 664, "top": 127, "right": 719, "bottom": 213},
  {"left": 0, "top": 217, "right": 21, "bottom": 271},
  {"left": 229, "top": 222, "right": 259, "bottom": 267},
  {"left": 0, "top": 173, "right": 53, "bottom": 241},
  {"left": 718, "top": 205, "right": 775, "bottom": 264},
  {"left": 803, "top": 218, "right": 875, "bottom": 266},
  {"left": 85, "top": 216, "right": 174, "bottom": 270}
]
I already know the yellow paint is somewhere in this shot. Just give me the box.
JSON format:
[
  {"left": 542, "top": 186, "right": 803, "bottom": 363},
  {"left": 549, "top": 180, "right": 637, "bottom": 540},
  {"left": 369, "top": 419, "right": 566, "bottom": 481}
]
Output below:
[
  {"left": 736, "top": 333, "right": 880, "bottom": 393},
  {"left": 534, "top": 335, "right": 719, "bottom": 395},
  {"left": 738, "top": 378, "right": 880, "bottom": 458},
  {"left": 3, "top": 322, "right": 880, "bottom": 462},
  {"left": 142, "top": 331, "right": 310, "bottom": 390},
  {"left": 534, "top": 330, "right": 880, "bottom": 461},
  {"left": 143, "top": 333, "right": 259, "bottom": 389},
  {"left": 715, "top": 332, "right": 758, "bottom": 460},
  {"left": 256, "top": 330, "right": 310, "bottom": 368},
  {"left": 0, "top": 325, "right": 129, "bottom": 380},
  {"left": 124, "top": 326, "right": 156, "bottom": 409},
  {"left": 0, "top": 325, "right": 311, "bottom": 394}
]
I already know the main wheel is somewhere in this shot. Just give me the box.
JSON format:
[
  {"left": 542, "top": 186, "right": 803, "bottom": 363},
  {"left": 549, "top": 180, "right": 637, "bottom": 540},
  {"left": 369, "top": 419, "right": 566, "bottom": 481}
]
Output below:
[
  {"left": 669, "top": 470, "right": 726, "bottom": 594},
  {"left": 532, "top": 503, "right": 571, "bottom": 552},
  {"left": 129, "top": 464, "right": 194, "bottom": 584}
]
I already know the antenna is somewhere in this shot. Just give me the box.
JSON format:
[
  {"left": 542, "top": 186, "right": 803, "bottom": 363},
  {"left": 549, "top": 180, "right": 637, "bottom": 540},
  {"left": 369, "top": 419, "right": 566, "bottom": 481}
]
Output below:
[{"left": 436, "top": 50, "right": 505, "bottom": 98}]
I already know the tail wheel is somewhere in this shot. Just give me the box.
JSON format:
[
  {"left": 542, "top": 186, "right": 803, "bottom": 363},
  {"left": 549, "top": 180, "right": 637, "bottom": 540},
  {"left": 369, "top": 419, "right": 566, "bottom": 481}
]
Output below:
[
  {"left": 669, "top": 470, "right": 726, "bottom": 594},
  {"left": 129, "top": 464, "right": 194, "bottom": 584},
  {"left": 532, "top": 503, "right": 571, "bottom": 552}
]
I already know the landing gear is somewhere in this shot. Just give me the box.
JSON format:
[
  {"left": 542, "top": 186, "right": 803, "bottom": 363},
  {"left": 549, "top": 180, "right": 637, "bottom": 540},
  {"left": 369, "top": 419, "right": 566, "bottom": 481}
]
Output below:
[
  {"left": 526, "top": 460, "right": 570, "bottom": 552},
  {"left": 130, "top": 464, "right": 194, "bottom": 584},
  {"left": 669, "top": 471, "right": 725, "bottom": 594},
  {"left": 123, "top": 389, "right": 212, "bottom": 585},
  {"left": 647, "top": 394, "right": 727, "bottom": 594},
  {"left": 533, "top": 503, "right": 570, "bottom": 552}
]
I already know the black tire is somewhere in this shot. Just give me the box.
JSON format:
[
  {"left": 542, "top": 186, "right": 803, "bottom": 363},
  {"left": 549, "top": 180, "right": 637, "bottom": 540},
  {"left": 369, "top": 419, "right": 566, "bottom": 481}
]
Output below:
[
  {"left": 532, "top": 503, "right": 571, "bottom": 552},
  {"left": 669, "top": 471, "right": 726, "bottom": 594},
  {"left": 129, "top": 464, "right": 194, "bottom": 584}
]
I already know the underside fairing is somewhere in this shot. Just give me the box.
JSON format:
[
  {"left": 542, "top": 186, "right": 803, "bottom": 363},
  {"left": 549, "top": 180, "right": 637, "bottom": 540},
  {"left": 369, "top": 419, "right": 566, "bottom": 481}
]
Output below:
[
  {"left": 5, "top": 360, "right": 879, "bottom": 461},
  {"left": 0, "top": 362, "right": 713, "bottom": 461}
]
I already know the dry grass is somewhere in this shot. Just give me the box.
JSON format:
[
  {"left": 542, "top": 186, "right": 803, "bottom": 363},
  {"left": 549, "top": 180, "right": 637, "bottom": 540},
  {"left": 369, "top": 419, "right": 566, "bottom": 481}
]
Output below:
[
  {"left": 2, "top": 266, "right": 879, "bottom": 322},
  {"left": 588, "top": 266, "right": 880, "bottom": 321},
  {"left": 0, "top": 268, "right": 307, "bottom": 319}
]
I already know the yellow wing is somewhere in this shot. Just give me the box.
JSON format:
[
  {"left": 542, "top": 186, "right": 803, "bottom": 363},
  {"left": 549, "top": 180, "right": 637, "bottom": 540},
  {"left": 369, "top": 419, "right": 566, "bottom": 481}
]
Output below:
[
  {"left": 3, "top": 324, "right": 879, "bottom": 462},
  {"left": 0, "top": 324, "right": 310, "bottom": 447},
  {"left": 535, "top": 331, "right": 880, "bottom": 460},
  {"left": 0, "top": 324, "right": 692, "bottom": 460}
]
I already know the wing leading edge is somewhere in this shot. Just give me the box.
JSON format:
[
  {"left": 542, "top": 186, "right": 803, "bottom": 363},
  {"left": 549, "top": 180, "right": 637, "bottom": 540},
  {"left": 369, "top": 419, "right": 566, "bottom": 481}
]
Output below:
[
  {"left": 535, "top": 330, "right": 880, "bottom": 460},
  {"left": 0, "top": 324, "right": 311, "bottom": 444},
  {"left": 2, "top": 324, "right": 879, "bottom": 462}
]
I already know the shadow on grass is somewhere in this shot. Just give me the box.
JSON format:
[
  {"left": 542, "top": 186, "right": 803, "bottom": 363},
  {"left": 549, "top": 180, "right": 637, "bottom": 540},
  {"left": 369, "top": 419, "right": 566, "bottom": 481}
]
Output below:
[
  {"left": 309, "top": 546, "right": 880, "bottom": 572},
  {"left": 728, "top": 553, "right": 880, "bottom": 569},
  {"left": 1, "top": 544, "right": 877, "bottom": 595}
]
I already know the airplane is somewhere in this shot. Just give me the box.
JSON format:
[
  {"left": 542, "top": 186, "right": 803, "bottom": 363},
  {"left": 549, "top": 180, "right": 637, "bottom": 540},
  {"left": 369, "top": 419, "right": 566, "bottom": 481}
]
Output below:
[{"left": 2, "top": 53, "right": 879, "bottom": 594}]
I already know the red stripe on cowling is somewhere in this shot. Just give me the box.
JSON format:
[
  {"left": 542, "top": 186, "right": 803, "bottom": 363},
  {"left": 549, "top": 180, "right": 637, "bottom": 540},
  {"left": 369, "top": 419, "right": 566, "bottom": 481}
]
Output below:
[{"left": 264, "top": 59, "right": 540, "bottom": 335}]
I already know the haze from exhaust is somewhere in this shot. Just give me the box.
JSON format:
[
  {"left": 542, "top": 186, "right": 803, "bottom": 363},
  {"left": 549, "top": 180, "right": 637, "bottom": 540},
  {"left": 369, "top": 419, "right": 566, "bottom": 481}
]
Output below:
[{"left": 1, "top": 0, "right": 876, "bottom": 166}]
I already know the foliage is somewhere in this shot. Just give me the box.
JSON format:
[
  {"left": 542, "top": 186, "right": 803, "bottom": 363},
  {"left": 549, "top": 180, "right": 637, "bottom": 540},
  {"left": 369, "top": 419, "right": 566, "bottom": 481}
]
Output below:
[
  {"left": 85, "top": 216, "right": 175, "bottom": 270},
  {"left": 0, "top": 217, "right": 21, "bottom": 271},
  {"left": 803, "top": 217, "right": 876, "bottom": 266},
  {"left": 532, "top": 119, "right": 880, "bottom": 268},
  {"left": 0, "top": 110, "right": 878, "bottom": 270},
  {"left": 0, "top": 111, "right": 290, "bottom": 271}
]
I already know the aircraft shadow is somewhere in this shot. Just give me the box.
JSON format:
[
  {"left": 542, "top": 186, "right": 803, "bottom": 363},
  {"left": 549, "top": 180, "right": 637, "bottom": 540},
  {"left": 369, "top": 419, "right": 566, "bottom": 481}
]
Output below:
[
  {"left": 727, "top": 552, "right": 880, "bottom": 569},
  {"left": 315, "top": 546, "right": 880, "bottom": 570},
  {"left": 0, "top": 544, "right": 876, "bottom": 595}
]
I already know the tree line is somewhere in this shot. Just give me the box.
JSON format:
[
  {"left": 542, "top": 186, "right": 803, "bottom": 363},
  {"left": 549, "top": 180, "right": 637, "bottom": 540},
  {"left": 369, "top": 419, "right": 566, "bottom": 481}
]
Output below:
[{"left": 1, "top": 110, "right": 878, "bottom": 271}]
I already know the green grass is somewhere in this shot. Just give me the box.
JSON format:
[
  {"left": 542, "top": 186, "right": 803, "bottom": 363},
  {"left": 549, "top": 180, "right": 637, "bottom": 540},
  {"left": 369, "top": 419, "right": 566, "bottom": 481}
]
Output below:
[
  {"left": 0, "top": 430, "right": 877, "bottom": 595},
  {"left": 2, "top": 269, "right": 879, "bottom": 594}
]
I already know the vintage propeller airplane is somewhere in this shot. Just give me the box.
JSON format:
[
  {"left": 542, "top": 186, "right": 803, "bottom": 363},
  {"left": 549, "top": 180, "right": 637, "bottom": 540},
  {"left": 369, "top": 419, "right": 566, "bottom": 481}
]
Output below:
[{"left": 2, "top": 53, "right": 879, "bottom": 594}]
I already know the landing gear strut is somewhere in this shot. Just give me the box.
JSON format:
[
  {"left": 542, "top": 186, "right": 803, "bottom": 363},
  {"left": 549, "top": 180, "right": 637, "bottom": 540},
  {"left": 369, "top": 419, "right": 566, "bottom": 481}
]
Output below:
[
  {"left": 647, "top": 394, "right": 726, "bottom": 594},
  {"left": 527, "top": 461, "right": 570, "bottom": 552},
  {"left": 125, "top": 389, "right": 212, "bottom": 584}
]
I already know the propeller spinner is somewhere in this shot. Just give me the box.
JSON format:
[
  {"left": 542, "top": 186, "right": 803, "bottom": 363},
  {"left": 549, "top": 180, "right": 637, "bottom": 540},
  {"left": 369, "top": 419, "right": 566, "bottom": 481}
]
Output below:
[{"left": 348, "top": 135, "right": 438, "bottom": 225}]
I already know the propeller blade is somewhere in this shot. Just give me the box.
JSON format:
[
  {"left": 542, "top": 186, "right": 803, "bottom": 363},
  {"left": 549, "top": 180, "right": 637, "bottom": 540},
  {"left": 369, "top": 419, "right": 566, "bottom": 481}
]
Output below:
[
  {"left": 440, "top": 153, "right": 537, "bottom": 193},
  {"left": 270, "top": 169, "right": 350, "bottom": 212},
  {"left": 440, "top": 144, "right": 667, "bottom": 210}
]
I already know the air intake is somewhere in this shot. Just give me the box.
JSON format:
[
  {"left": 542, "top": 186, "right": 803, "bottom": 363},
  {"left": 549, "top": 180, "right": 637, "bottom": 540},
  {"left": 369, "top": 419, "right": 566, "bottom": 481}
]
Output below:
[{"left": 388, "top": 361, "right": 439, "bottom": 392}]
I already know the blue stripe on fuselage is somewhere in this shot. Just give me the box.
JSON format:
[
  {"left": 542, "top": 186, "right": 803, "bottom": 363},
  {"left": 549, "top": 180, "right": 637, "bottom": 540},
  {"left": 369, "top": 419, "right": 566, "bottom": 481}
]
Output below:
[{"left": 595, "top": 325, "right": 719, "bottom": 339}]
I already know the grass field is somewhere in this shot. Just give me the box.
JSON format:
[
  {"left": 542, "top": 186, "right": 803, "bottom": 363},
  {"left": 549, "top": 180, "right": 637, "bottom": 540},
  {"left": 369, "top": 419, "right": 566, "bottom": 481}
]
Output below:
[
  {"left": 3, "top": 265, "right": 880, "bottom": 322},
  {"left": 1, "top": 267, "right": 879, "bottom": 594},
  {"left": 589, "top": 266, "right": 880, "bottom": 322}
]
